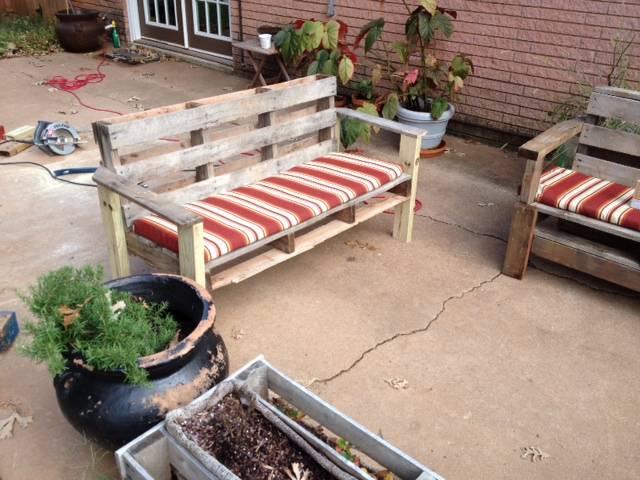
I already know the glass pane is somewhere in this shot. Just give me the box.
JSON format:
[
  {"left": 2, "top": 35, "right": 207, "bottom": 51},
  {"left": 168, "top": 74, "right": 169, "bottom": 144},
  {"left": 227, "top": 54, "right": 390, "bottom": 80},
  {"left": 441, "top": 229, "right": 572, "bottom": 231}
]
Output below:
[
  {"left": 197, "top": 0, "right": 206, "bottom": 32},
  {"left": 157, "top": 0, "right": 166, "bottom": 24},
  {"left": 148, "top": 0, "right": 156, "bottom": 22},
  {"left": 207, "top": 1, "right": 219, "bottom": 35},
  {"left": 168, "top": 0, "right": 176, "bottom": 26},
  {"left": 220, "top": 3, "right": 230, "bottom": 37}
]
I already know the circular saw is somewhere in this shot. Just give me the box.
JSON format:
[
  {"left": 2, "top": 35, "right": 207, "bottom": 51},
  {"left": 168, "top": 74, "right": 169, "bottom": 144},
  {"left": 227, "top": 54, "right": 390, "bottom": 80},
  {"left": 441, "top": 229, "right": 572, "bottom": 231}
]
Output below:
[{"left": 34, "top": 120, "right": 85, "bottom": 155}]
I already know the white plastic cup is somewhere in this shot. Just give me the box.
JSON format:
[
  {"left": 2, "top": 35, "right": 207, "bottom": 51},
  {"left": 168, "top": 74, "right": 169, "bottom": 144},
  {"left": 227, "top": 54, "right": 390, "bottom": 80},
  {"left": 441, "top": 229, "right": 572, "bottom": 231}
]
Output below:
[{"left": 259, "top": 33, "right": 272, "bottom": 49}]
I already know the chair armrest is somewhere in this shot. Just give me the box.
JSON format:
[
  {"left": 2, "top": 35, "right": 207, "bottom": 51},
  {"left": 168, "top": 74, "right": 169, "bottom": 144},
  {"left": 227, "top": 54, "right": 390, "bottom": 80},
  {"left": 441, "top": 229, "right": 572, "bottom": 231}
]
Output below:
[
  {"left": 519, "top": 119, "right": 583, "bottom": 161},
  {"left": 92, "top": 167, "right": 202, "bottom": 227},
  {"left": 336, "top": 108, "right": 427, "bottom": 139}
]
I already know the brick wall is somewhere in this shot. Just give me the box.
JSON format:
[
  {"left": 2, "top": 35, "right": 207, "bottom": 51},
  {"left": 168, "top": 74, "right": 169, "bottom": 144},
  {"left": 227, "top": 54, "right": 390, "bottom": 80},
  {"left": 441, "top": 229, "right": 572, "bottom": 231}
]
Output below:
[
  {"left": 237, "top": 0, "right": 640, "bottom": 138},
  {"left": 73, "top": 0, "right": 130, "bottom": 42}
]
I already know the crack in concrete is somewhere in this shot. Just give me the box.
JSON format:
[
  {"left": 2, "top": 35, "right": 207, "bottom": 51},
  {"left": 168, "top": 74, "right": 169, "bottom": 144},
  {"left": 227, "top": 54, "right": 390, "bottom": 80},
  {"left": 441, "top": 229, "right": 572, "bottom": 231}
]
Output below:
[
  {"left": 417, "top": 212, "right": 637, "bottom": 299},
  {"left": 416, "top": 212, "right": 507, "bottom": 243},
  {"left": 313, "top": 272, "right": 503, "bottom": 385}
]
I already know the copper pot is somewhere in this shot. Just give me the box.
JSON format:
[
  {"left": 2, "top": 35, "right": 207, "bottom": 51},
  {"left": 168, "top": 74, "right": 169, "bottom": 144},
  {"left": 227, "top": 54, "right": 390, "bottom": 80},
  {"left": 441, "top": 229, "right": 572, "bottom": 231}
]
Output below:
[{"left": 55, "top": 10, "right": 104, "bottom": 53}]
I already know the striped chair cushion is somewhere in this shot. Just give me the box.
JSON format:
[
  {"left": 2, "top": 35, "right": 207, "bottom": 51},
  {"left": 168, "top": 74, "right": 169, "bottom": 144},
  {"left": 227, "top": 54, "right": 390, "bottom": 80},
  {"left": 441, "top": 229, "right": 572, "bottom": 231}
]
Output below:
[
  {"left": 133, "top": 152, "right": 404, "bottom": 262},
  {"left": 536, "top": 166, "right": 640, "bottom": 231}
]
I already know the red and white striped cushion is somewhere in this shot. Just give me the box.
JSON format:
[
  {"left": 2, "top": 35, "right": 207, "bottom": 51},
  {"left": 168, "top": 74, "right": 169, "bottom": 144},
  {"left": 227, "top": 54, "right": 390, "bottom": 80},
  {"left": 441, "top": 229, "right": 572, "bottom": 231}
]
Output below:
[
  {"left": 133, "top": 152, "right": 404, "bottom": 261},
  {"left": 536, "top": 166, "right": 640, "bottom": 231}
]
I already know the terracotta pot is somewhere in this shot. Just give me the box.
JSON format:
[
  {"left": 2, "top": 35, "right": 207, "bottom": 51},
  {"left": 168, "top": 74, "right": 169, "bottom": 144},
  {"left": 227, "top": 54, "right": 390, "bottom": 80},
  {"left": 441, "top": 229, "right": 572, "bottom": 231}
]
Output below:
[
  {"left": 257, "top": 25, "right": 281, "bottom": 36},
  {"left": 55, "top": 10, "right": 104, "bottom": 53},
  {"left": 335, "top": 95, "right": 348, "bottom": 108},
  {"left": 420, "top": 140, "right": 448, "bottom": 159},
  {"left": 53, "top": 274, "right": 229, "bottom": 449}
]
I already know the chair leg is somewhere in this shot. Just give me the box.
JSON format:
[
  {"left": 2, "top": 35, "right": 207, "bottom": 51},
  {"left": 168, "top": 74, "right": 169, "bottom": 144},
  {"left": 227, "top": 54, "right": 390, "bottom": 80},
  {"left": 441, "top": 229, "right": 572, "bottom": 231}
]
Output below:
[
  {"left": 503, "top": 202, "right": 538, "bottom": 279},
  {"left": 178, "top": 222, "right": 206, "bottom": 287},
  {"left": 392, "top": 134, "right": 421, "bottom": 242},
  {"left": 97, "top": 186, "right": 130, "bottom": 278}
]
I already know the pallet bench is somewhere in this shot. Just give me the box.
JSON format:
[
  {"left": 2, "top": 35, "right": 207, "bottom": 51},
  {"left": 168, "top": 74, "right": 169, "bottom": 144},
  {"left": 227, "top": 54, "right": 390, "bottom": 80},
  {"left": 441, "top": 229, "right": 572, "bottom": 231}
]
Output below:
[
  {"left": 503, "top": 86, "right": 640, "bottom": 292},
  {"left": 92, "top": 76, "right": 425, "bottom": 289}
]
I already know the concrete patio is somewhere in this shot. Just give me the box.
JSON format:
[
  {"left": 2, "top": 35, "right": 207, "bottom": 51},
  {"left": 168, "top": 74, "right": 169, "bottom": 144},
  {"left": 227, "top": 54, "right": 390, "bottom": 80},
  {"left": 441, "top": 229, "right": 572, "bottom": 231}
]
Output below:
[{"left": 1, "top": 52, "right": 639, "bottom": 480}]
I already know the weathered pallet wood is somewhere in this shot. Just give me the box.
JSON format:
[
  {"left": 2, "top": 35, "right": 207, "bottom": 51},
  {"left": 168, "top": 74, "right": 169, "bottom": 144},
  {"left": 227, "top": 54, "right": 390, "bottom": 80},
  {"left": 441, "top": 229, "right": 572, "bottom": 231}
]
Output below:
[
  {"left": 533, "top": 220, "right": 640, "bottom": 291},
  {"left": 209, "top": 195, "right": 406, "bottom": 289},
  {"left": 578, "top": 123, "right": 640, "bottom": 159},
  {"left": 573, "top": 153, "right": 640, "bottom": 187},
  {"left": 504, "top": 85, "right": 640, "bottom": 288},
  {"left": 119, "top": 109, "right": 336, "bottom": 179},
  {"left": 587, "top": 92, "right": 640, "bottom": 125},
  {"left": 116, "top": 357, "right": 445, "bottom": 480},
  {"left": 103, "top": 76, "right": 336, "bottom": 149},
  {"left": 93, "top": 77, "right": 425, "bottom": 287},
  {"left": 534, "top": 203, "right": 640, "bottom": 243}
]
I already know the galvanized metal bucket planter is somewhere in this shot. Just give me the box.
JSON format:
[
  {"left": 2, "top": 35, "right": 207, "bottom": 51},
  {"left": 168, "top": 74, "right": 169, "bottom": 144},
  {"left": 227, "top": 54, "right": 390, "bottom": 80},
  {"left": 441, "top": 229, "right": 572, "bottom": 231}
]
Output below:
[{"left": 115, "top": 357, "right": 444, "bottom": 480}]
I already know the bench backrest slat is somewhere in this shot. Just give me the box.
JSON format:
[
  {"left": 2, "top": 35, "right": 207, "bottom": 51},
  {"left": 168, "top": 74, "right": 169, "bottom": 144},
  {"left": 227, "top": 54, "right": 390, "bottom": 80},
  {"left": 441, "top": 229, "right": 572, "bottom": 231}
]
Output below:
[
  {"left": 119, "top": 109, "right": 336, "bottom": 180},
  {"left": 573, "top": 86, "right": 640, "bottom": 184},
  {"left": 99, "top": 76, "right": 336, "bottom": 150},
  {"left": 574, "top": 153, "right": 640, "bottom": 188}
]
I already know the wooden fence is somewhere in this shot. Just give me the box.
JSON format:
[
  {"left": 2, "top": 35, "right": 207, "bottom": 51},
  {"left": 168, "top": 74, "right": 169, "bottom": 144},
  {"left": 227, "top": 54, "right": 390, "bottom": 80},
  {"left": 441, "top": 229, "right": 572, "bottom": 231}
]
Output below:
[{"left": 0, "top": 0, "right": 68, "bottom": 18}]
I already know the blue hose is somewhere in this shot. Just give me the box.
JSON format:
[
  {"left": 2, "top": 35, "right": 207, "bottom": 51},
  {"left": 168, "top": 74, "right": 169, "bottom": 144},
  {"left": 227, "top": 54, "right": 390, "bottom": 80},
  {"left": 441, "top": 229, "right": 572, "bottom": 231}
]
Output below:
[{"left": 53, "top": 167, "right": 97, "bottom": 177}]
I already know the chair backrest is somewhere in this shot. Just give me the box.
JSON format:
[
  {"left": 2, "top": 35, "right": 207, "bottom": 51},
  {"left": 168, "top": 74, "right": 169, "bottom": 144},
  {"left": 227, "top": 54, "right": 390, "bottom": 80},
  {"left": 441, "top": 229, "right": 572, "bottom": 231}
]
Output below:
[
  {"left": 573, "top": 86, "right": 640, "bottom": 187},
  {"left": 92, "top": 75, "right": 338, "bottom": 223}
]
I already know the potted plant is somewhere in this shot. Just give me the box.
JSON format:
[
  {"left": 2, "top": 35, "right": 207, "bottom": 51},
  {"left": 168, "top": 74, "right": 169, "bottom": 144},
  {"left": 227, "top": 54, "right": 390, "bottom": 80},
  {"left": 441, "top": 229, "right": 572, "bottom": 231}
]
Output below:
[
  {"left": 357, "top": 0, "right": 473, "bottom": 150},
  {"left": 167, "top": 382, "right": 359, "bottom": 479},
  {"left": 55, "top": 1, "right": 105, "bottom": 53},
  {"left": 20, "top": 266, "right": 228, "bottom": 449}
]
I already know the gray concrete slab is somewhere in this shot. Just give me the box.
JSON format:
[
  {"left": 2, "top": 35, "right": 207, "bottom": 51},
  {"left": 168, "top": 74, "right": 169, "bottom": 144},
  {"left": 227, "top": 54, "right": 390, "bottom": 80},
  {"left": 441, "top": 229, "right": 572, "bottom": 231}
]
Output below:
[{"left": 0, "top": 52, "right": 638, "bottom": 480}]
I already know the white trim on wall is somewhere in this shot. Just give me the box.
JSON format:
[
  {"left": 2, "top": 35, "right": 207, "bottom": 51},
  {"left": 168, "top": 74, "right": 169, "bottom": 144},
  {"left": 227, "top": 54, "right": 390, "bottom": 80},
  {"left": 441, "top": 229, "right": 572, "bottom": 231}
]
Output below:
[{"left": 126, "top": 0, "right": 142, "bottom": 40}]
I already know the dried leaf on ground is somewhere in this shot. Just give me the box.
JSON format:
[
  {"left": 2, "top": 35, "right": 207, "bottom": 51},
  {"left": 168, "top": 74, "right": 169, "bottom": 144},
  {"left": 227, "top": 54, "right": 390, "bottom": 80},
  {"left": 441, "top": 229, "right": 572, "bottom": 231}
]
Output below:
[
  {"left": 0, "top": 403, "right": 32, "bottom": 440},
  {"left": 231, "top": 328, "right": 246, "bottom": 340},
  {"left": 477, "top": 202, "right": 495, "bottom": 207},
  {"left": 385, "top": 378, "right": 409, "bottom": 390},
  {"left": 345, "top": 240, "right": 377, "bottom": 250},
  {"left": 520, "top": 446, "right": 550, "bottom": 462}
]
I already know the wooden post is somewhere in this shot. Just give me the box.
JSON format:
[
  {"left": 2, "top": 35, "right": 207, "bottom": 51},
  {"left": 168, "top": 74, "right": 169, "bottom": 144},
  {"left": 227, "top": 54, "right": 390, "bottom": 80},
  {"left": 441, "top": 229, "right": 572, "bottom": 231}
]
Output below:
[
  {"left": 502, "top": 202, "right": 538, "bottom": 279},
  {"left": 97, "top": 185, "right": 130, "bottom": 278},
  {"left": 393, "top": 134, "right": 421, "bottom": 242},
  {"left": 317, "top": 96, "right": 335, "bottom": 146},
  {"left": 178, "top": 222, "right": 206, "bottom": 287},
  {"left": 258, "top": 111, "right": 278, "bottom": 160},
  {"left": 632, "top": 180, "right": 640, "bottom": 209}
]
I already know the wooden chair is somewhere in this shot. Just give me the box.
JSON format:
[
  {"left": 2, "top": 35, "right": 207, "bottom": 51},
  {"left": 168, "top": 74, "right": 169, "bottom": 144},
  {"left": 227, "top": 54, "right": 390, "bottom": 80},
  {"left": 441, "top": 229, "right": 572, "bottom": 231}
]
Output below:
[
  {"left": 92, "top": 76, "right": 425, "bottom": 290},
  {"left": 503, "top": 86, "right": 640, "bottom": 291}
]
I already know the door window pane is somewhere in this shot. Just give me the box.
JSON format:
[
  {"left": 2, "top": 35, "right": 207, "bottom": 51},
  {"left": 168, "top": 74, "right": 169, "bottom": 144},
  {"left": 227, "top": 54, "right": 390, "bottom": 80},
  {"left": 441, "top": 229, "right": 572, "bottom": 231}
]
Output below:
[
  {"left": 219, "top": 3, "right": 230, "bottom": 37},
  {"left": 148, "top": 0, "right": 156, "bottom": 22},
  {"left": 157, "top": 0, "right": 166, "bottom": 24},
  {"left": 207, "top": 2, "right": 219, "bottom": 35},
  {"left": 197, "top": 0, "right": 206, "bottom": 32},
  {"left": 167, "top": 0, "right": 176, "bottom": 26},
  {"left": 194, "top": 0, "right": 231, "bottom": 38}
]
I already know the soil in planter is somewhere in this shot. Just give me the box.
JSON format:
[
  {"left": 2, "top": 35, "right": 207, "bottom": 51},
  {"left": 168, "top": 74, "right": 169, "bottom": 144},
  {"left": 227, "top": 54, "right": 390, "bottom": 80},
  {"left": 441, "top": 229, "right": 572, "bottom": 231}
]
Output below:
[{"left": 180, "top": 392, "right": 333, "bottom": 480}]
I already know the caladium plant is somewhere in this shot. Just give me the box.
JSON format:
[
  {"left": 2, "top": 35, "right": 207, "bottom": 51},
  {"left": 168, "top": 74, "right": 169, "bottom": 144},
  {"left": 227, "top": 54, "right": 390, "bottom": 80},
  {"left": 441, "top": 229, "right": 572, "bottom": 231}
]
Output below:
[
  {"left": 357, "top": 0, "right": 473, "bottom": 120},
  {"left": 274, "top": 19, "right": 358, "bottom": 86}
]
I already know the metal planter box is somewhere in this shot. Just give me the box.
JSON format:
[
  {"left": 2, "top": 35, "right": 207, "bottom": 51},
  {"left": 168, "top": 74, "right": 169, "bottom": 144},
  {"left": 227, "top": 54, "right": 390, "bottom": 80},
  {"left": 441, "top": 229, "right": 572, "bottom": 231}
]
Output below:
[{"left": 116, "top": 356, "right": 444, "bottom": 480}]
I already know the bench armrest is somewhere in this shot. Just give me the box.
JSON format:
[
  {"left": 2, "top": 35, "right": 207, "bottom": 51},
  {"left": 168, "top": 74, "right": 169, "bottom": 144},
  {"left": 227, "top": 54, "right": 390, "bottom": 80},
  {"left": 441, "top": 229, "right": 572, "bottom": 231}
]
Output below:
[
  {"left": 93, "top": 167, "right": 202, "bottom": 227},
  {"left": 519, "top": 119, "right": 583, "bottom": 161},
  {"left": 519, "top": 119, "right": 584, "bottom": 203},
  {"left": 336, "top": 108, "right": 427, "bottom": 139}
]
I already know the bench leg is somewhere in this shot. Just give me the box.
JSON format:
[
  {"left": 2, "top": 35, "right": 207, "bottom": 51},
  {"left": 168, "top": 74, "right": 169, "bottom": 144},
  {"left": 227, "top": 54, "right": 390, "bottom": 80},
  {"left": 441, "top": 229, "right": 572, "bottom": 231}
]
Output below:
[
  {"left": 393, "top": 134, "right": 421, "bottom": 242},
  {"left": 97, "top": 185, "right": 130, "bottom": 278},
  {"left": 178, "top": 222, "right": 206, "bottom": 287},
  {"left": 503, "top": 202, "right": 538, "bottom": 279}
]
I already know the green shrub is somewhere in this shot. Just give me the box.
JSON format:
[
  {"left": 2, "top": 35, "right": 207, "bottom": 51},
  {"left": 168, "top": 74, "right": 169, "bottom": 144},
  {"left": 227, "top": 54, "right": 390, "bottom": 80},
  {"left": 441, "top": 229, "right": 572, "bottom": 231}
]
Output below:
[
  {"left": 20, "top": 266, "right": 178, "bottom": 385},
  {"left": 0, "top": 14, "right": 60, "bottom": 57}
]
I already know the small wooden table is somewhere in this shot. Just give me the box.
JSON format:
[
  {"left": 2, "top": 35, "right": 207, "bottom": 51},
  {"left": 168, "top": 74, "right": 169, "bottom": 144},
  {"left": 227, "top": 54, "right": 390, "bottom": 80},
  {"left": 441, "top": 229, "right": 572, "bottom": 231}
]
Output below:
[{"left": 233, "top": 39, "right": 290, "bottom": 87}]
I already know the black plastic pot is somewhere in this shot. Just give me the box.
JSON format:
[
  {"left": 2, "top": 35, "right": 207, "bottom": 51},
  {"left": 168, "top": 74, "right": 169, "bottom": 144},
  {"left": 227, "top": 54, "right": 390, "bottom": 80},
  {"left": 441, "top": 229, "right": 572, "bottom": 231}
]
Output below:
[
  {"left": 53, "top": 274, "right": 229, "bottom": 450},
  {"left": 55, "top": 10, "right": 104, "bottom": 53}
]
